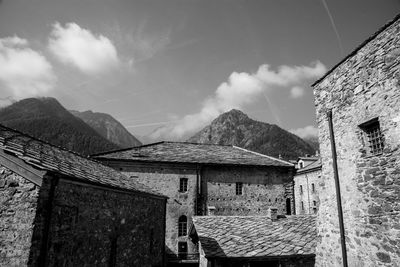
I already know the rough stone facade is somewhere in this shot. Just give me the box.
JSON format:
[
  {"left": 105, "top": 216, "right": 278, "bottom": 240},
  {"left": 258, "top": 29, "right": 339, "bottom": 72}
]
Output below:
[
  {"left": 111, "top": 162, "right": 199, "bottom": 261},
  {"left": 101, "top": 160, "right": 295, "bottom": 265},
  {"left": 0, "top": 166, "right": 39, "bottom": 266},
  {"left": 0, "top": 164, "right": 166, "bottom": 267},
  {"left": 294, "top": 169, "right": 321, "bottom": 215},
  {"left": 202, "top": 165, "right": 294, "bottom": 216},
  {"left": 313, "top": 15, "right": 400, "bottom": 267},
  {"left": 201, "top": 257, "right": 315, "bottom": 267}
]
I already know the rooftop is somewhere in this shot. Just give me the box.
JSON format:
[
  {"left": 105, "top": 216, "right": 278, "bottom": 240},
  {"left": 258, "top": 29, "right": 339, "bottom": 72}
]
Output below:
[
  {"left": 0, "top": 124, "right": 165, "bottom": 198},
  {"left": 93, "top": 141, "right": 294, "bottom": 168},
  {"left": 190, "top": 215, "right": 317, "bottom": 259},
  {"left": 296, "top": 158, "right": 322, "bottom": 174}
]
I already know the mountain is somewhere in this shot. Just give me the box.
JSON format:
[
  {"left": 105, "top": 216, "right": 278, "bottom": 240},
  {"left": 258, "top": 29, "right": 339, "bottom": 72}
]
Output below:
[
  {"left": 0, "top": 97, "right": 120, "bottom": 155},
  {"left": 187, "top": 109, "right": 315, "bottom": 160},
  {"left": 70, "top": 110, "right": 142, "bottom": 148},
  {"left": 303, "top": 135, "right": 320, "bottom": 152}
]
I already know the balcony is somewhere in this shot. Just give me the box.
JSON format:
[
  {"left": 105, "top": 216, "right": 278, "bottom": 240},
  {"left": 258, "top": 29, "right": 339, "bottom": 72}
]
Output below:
[{"left": 166, "top": 253, "right": 199, "bottom": 263}]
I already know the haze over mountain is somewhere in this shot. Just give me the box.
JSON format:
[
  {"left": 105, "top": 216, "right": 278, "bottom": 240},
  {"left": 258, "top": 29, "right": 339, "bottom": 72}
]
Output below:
[
  {"left": 187, "top": 109, "right": 315, "bottom": 160},
  {"left": 70, "top": 110, "right": 142, "bottom": 148},
  {"left": 0, "top": 97, "right": 120, "bottom": 155}
]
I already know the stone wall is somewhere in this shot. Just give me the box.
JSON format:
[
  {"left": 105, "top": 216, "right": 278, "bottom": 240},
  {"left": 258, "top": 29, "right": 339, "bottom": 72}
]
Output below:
[
  {"left": 202, "top": 165, "right": 294, "bottom": 216},
  {"left": 294, "top": 169, "right": 321, "bottom": 215},
  {"left": 206, "top": 256, "right": 315, "bottom": 267},
  {"left": 0, "top": 165, "right": 39, "bottom": 266},
  {"left": 105, "top": 161, "right": 199, "bottom": 258},
  {"left": 313, "top": 16, "right": 400, "bottom": 266},
  {"left": 41, "top": 178, "right": 166, "bottom": 267}
]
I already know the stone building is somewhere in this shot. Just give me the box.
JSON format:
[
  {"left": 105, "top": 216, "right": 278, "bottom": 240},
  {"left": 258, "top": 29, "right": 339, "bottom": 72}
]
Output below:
[
  {"left": 313, "top": 14, "right": 400, "bottom": 266},
  {"left": 0, "top": 125, "right": 167, "bottom": 267},
  {"left": 294, "top": 157, "right": 321, "bottom": 215},
  {"left": 189, "top": 211, "right": 316, "bottom": 267},
  {"left": 93, "top": 141, "right": 295, "bottom": 266}
]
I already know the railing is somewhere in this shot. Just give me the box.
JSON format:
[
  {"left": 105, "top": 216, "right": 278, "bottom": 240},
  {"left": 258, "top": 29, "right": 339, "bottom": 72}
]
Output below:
[{"left": 166, "top": 253, "right": 199, "bottom": 262}]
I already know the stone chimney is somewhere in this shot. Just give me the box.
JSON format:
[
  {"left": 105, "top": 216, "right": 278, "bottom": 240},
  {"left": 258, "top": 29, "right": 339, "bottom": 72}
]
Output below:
[
  {"left": 207, "top": 206, "right": 216, "bottom": 216},
  {"left": 267, "top": 207, "right": 278, "bottom": 221}
]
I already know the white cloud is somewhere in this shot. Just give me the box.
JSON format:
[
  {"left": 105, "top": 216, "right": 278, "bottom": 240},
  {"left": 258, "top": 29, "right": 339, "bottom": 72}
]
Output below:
[
  {"left": 48, "top": 22, "right": 120, "bottom": 74},
  {"left": 0, "top": 36, "right": 56, "bottom": 98},
  {"left": 150, "top": 61, "right": 326, "bottom": 140},
  {"left": 290, "top": 86, "right": 304, "bottom": 98},
  {"left": 290, "top": 125, "right": 318, "bottom": 139}
]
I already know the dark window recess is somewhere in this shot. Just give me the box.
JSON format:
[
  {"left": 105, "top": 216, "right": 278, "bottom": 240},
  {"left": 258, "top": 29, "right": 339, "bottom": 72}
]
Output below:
[
  {"left": 236, "top": 182, "right": 243, "bottom": 195},
  {"left": 179, "top": 178, "right": 188, "bottom": 192},
  {"left": 178, "top": 215, "right": 187, "bottom": 236},
  {"left": 359, "top": 118, "right": 384, "bottom": 155},
  {"left": 312, "top": 183, "right": 315, "bottom": 192},
  {"left": 300, "top": 185, "right": 303, "bottom": 194},
  {"left": 313, "top": 200, "right": 317, "bottom": 206},
  {"left": 178, "top": 242, "right": 188, "bottom": 254},
  {"left": 301, "top": 201, "right": 304, "bottom": 211}
]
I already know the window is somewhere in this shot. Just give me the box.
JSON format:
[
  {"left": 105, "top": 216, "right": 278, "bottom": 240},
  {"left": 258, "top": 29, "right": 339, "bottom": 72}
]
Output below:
[
  {"left": 313, "top": 207, "right": 317, "bottom": 214},
  {"left": 236, "top": 182, "right": 243, "bottom": 195},
  {"left": 179, "top": 178, "right": 188, "bottom": 192},
  {"left": 300, "top": 185, "right": 303, "bottom": 195},
  {"left": 178, "top": 215, "right": 187, "bottom": 236},
  {"left": 299, "top": 161, "right": 304, "bottom": 168},
  {"left": 178, "top": 242, "right": 188, "bottom": 254},
  {"left": 301, "top": 201, "right": 304, "bottom": 211},
  {"left": 313, "top": 200, "right": 317, "bottom": 207},
  {"left": 312, "top": 183, "right": 315, "bottom": 193},
  {"left": 359, "top": 118, "right": 384, "bottom": 155}
]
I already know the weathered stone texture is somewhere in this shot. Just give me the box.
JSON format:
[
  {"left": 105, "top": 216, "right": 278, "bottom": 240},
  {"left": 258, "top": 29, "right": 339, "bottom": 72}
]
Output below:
[
  {"left": 112, "top": 162, "right": 198, "bottom": 257},
  {"left": 294, "top": 169, "right": 321, "bottom": 215},
  {"left": 0, "top": 165, "right": 39, "bottom": 267},
  {"left": 202, "top": 166, "right": 294, "bottom": 216},
  {"left": 314, "top": 17, "right": 400, "bottom": 267},
  {"left": 42, "top": 178, "right": 166, "bottom": 267}
]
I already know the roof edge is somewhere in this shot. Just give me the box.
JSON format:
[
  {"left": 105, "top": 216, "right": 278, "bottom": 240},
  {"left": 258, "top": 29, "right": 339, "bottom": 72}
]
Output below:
[
  {"left": 312, "top": 13, "right": 400, "bottom": 87},
  {"left": 232, "top": 146, "right": 294, "bottom": 167}
]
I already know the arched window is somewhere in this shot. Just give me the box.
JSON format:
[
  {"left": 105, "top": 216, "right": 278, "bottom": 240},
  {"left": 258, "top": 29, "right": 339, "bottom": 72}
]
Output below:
[{"left": 178, "top": 215, "right": 187, "bottom": 236}]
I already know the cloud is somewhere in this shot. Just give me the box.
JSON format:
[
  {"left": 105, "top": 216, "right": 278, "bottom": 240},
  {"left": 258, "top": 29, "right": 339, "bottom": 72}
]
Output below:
[
  {"left": 290, "top": 125, "right": 318, "bottom": 139},
  {"left": 49, "top": 22, "right": 120, "bottom": 74},
  {"left": 290, "top": 86, "right": 304, "bottom": 98},
  {"left": 150, "top": 61, "right": 326, "bottom": 140},
  {"left": 0, "top": 36, "right": 56, "bottom": 98}
]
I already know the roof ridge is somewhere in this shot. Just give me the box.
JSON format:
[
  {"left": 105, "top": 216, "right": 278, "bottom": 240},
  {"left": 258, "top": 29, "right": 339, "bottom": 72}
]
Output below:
[
  {"left": 0, "top": 124, "right": 87, "bottom": 158},
  {"left": 312, "top": 13, "right": 400, "bottom": 86},
  {"left": 91, "top": 141, "right": 166, "bottom": 156},
  {"left": 232, "top": 145, "right": 294, "bottom": 167}
]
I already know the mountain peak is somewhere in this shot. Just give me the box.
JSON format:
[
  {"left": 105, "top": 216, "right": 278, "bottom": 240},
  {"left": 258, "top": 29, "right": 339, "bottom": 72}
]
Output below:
[{"left": 188, "top": 109, "right": 315, "bottom": 160}]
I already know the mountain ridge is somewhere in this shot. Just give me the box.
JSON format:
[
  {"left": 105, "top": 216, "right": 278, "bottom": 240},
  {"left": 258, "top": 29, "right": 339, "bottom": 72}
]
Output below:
[
  {"left": 187, "top": 109, "right": 315, "bottom": 160},
  {"left": 0, "top": 97, "right": 120, "bottom": 156}
]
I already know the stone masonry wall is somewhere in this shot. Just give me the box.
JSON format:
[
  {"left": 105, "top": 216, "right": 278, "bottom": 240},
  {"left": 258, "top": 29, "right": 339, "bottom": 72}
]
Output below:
[
  {"left": 43, "top": 178, "right": 166, "bottom": 267},
  {"left": 202, "top": 166, "right": 294, "bottom": 216},
  {"left": 314, "top": 17, "right": 400, "bottom": 266},
  {"left": 294, "top": 169, "right": 321, "bottom": 215},
  {"left": 0, "top": 165, "right": 39, "bottom": 266},
  {"left": 106, "top": 161, "right": 199, "bottom": 257}
]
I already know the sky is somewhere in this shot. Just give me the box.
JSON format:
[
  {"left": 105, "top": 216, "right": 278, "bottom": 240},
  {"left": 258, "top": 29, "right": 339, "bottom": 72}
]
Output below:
[{"left": 0, "top": 0, "right": 398, "bottom": 142}]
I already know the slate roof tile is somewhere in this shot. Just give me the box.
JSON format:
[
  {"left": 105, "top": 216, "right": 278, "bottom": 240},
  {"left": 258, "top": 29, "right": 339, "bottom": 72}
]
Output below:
[
  {"left": 192, "top": 215, "right": 316, "bottom": 259},
  {"left": 93, "top": 141, "right": 294, "bottom": 167},
  {"left": 0, "top": 124, "right": 165, "bottom": 198}
]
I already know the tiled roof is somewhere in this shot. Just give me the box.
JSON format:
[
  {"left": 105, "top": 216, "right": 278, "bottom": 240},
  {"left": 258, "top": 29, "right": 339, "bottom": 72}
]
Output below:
[
  {"left": 296, "top": 158, "right": 322, "bottom": 174},
  {"left": 191, "top": 215, "right": 316, "bottom": 259},
  {"left": 93, "top": 142, "right": 294, "bottom": 168},
  {"left": 0, "top": 124, "right": 165, "bottom": 198}
]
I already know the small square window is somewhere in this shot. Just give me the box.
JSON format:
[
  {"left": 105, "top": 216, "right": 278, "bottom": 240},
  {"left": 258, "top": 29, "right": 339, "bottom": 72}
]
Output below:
[
  {"left": 359, "top": 118, "right": 384, "bottom": 155},
  {"left": 179, "top": 178, "right": 188, "bottom": 192},
  {"left": 236, "top": 182, "right": 243, "bottom": 195}
]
